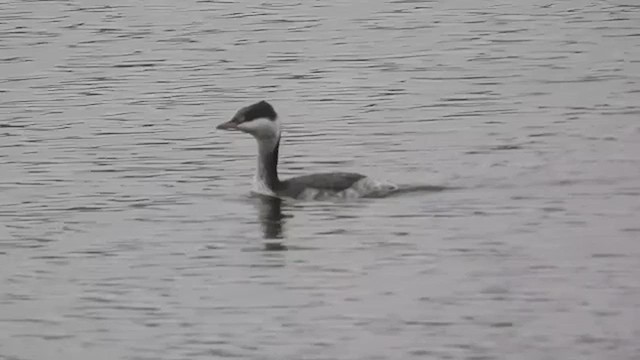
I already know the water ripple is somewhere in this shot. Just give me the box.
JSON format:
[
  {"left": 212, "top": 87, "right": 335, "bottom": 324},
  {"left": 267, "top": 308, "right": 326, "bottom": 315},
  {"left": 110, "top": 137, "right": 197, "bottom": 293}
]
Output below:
[{"left": 1, "top": 0, "right": 639, "bottom": 359}]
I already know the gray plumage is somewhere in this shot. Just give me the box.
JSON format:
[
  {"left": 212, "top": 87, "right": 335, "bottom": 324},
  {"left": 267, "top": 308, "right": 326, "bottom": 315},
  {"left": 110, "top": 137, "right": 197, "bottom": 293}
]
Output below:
[
  {"left": 217, "top": 101, "right": 393, "bottom": 200},
  {"left": 276, "top": 172, "right": 366, "bottom": 198}
]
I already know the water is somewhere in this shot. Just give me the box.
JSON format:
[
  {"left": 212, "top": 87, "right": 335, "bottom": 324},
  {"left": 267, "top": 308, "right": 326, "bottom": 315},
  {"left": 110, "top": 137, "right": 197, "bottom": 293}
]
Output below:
[{"left": 1, "top": 0, "right": 639, "bottom": 359}]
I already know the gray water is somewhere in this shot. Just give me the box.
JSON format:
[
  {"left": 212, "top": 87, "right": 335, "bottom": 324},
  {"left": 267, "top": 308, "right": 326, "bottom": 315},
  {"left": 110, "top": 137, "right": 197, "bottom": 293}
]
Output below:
[{"left": 1, "top": 0, "right": 640, "bottom": 359}]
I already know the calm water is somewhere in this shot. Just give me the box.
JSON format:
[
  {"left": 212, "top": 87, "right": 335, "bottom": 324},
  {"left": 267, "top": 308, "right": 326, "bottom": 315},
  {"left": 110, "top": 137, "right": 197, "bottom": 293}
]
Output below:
[{"left": 1, "top": 1, "right": 640, "bottom": 359}]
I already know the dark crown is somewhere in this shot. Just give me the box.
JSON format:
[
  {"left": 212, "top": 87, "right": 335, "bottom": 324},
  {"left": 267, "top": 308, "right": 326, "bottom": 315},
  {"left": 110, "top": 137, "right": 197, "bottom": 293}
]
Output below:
[{"left": 241, "top": 100, "right": 277, "bottom": 122}]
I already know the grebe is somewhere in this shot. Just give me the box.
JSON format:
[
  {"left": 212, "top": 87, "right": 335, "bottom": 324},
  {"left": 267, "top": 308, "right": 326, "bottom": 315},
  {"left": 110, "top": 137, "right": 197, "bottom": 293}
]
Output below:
[{"left": 216, "top": 101, "right": 397, "bottom": 200}]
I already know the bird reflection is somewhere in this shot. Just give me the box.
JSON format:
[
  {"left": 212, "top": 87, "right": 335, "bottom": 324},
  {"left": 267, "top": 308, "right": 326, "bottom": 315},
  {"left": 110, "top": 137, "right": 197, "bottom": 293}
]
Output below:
[{"left": 255, "top": 195, "right": 288, "bottom": 250}]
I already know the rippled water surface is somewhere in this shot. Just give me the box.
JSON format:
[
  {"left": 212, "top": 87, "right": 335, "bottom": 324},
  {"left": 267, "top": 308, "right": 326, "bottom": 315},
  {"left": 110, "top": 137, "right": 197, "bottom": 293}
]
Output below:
[{"left": 2, "top": 1, "right": 640, "bottom": 359}]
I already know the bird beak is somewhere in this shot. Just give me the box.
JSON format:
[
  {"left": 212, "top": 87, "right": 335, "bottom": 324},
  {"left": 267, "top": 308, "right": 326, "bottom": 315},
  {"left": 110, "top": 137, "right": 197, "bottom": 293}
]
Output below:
[{"left": 216, "top": 119, "right": 238, "bottom": 131}]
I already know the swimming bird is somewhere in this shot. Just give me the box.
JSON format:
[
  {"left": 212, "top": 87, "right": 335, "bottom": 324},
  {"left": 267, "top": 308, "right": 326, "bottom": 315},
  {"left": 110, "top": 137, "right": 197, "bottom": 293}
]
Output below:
[{"left": 216, "top": 101, "right": 397, "bottom": 200}]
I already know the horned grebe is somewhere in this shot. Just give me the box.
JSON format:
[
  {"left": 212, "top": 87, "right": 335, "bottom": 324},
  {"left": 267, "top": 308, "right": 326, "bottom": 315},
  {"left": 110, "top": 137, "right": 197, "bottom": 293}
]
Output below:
[{"left": 217, "top": 101, "right": 397, "bottom": 200}]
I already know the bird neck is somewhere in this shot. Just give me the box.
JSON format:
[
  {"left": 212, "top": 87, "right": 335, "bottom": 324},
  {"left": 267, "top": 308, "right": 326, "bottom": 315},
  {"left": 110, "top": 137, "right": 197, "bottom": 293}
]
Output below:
[{"left": 255, "top": 135, "right": 281, "bottom": 192}]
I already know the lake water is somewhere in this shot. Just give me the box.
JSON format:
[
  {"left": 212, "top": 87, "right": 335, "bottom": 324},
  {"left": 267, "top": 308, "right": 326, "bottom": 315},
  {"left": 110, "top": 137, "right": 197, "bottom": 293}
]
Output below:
[{"left": 1, "top": 0, "right": 639, "bottom": 359}]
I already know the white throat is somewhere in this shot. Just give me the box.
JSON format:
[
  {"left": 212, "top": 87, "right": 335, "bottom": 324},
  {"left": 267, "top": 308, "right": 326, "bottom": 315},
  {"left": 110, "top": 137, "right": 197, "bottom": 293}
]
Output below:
[
  {"left": 254, "top": 137, "right": 279, "bottom": 184},
  {"left": 243, "top": 118, "right": 281, "bottom": 194}
]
